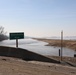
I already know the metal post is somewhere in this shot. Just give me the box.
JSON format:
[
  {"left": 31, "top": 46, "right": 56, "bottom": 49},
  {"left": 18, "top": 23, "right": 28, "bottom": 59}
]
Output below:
[
  {"left": 16, "top": 39, "right": 18, "bottom": 48},
  {"left": 61, "top": 31, "right": 63, "bottom": 61},
  {"left": 59, "top": 49, "right": 61, "bottom": 56}
]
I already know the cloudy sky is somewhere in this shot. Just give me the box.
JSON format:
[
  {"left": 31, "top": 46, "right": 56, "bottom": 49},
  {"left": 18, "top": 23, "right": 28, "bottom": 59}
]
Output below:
[{"left": 0, "top": 0, "right": 76, "bottom": 37}]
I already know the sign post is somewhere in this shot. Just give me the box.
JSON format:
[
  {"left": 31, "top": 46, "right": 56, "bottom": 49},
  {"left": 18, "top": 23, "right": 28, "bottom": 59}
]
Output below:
[
  {"left": 16, "top": 39, "right": 18, "bottom": 48},
  {"left": 9, "top": 32, "right": 24, "bottom": 48}
]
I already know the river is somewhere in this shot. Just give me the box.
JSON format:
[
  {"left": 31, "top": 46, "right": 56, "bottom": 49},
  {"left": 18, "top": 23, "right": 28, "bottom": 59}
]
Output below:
[{"left": 0, "top": 38, "right": 75, "bottom": 57}]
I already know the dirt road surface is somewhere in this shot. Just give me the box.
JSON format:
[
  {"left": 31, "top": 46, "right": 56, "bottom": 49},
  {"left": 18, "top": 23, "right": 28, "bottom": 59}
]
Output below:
[{"left": 0, "top": 56, "right": 76, "bottom": 75}]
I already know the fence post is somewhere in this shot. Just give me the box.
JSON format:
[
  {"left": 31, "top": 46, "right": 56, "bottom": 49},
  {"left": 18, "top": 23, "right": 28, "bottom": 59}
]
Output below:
[{"left": 59, "top": 49, "right": 61, "bottom": 56}]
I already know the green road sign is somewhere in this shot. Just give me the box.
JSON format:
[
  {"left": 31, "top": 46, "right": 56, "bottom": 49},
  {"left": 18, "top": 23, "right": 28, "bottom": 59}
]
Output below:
[{"left": 9, "top": 32, "right": 24, "bottom": 40}]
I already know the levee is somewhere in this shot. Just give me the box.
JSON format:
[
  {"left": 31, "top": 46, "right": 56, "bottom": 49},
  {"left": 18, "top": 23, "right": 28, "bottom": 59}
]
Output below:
[{"left": 0, "top": 46, "right": 60, "bottom": 63}]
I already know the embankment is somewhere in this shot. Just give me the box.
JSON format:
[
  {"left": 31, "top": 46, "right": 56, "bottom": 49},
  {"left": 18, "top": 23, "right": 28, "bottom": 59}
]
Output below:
[{"left": 0, "top": 46, "right": 60, "bottom": 63}]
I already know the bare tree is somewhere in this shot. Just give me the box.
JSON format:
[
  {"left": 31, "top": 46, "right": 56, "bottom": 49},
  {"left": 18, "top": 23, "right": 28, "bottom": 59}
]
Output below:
[
  {"left": 0, "top": 26, "right": 7, "bottom": 34},
  {"left": 0, "top": 26, "right": 8, "bottom": 41}
]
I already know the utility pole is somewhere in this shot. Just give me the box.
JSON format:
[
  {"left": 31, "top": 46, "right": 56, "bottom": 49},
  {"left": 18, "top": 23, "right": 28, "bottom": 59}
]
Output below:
[{"left": 61, "top": 30, "right": 63, "bottom": 61}]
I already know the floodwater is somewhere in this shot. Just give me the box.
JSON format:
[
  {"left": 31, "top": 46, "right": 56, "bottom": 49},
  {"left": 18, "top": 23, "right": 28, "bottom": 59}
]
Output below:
[{"left": 0, "top": 38, "right": 75, "bottom": 57}]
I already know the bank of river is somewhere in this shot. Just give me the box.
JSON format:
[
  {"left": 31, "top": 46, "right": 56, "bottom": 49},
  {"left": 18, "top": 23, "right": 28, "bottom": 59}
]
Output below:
[{"left": 35, "top": 38, "right": 76, "bottom": 50}]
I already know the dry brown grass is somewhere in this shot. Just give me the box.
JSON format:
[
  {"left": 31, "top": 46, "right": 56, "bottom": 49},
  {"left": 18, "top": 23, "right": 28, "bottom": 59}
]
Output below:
[
  {"left": 47, "top": 56, "right": 76, "bottom": 64},
  {"left": 35, "top": 38, "right": 76, "bottom": 50}
]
